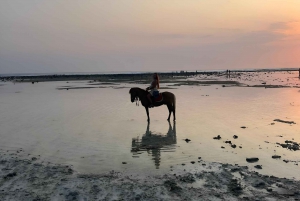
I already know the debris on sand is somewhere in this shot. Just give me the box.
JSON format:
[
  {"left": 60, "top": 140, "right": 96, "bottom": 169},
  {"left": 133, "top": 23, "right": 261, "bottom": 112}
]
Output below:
[
  {"left": 213, "top": 135, "right": 221, "bottom": 140},
  {"left": 240, "top": 126, "right": 247, "bottom": 129},
  {"left": 231, "top": 144, "right": 237, "bottom": 148},
  {"left": 233, "top": 135, "right": 238, "bottom": 139},
  {"left": 273, "top": 119, "right": 296, "bottom": 124},
  {"left": 225, "top": 141, "right": 232, "bottom": 144},
  {"left": 246, "top": 158, "right": 259, "bottom": 163}
]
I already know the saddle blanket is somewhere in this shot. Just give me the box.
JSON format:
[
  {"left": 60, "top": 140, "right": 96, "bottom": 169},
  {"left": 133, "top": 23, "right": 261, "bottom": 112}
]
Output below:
[{"left": 154, "top": 93, "right": 163, "bottom": 102}]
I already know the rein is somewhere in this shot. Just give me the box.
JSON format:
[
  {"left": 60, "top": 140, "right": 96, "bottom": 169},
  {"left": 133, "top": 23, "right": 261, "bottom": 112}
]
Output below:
[{"left": 132, "top": 88, "right": 147, "bottom": 107}]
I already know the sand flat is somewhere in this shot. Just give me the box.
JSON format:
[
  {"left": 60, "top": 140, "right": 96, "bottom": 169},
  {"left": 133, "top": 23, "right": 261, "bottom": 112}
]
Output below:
[{"left": 0, "top": 71, "right": 300, "bottom": 200}]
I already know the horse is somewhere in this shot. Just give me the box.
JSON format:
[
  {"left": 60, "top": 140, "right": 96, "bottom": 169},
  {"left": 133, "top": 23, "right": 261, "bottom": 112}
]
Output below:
[{"left": 129, "top": 87, "right": 176, "bottom": 122}]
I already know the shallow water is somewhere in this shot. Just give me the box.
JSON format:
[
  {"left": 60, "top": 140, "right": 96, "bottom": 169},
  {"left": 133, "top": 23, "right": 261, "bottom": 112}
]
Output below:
[{"left": 0, "top": 74, "right": 300, "bottom": 179}]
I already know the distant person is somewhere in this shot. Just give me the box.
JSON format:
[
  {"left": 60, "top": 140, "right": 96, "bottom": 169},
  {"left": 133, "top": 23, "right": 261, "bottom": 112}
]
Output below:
[{"left": 146, "top": 73, "right": 160, "bottom": 107}]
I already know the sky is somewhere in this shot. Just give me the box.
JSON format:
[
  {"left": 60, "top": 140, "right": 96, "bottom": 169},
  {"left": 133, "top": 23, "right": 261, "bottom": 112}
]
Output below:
[{"left": 1, "top": 0, "right": 300, "bottom": 74}]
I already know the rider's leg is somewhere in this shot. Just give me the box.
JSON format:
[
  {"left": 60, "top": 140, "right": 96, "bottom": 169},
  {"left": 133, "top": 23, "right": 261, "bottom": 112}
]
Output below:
[{"left": 147, "top": 94, "right": 153, "bottom": 106}]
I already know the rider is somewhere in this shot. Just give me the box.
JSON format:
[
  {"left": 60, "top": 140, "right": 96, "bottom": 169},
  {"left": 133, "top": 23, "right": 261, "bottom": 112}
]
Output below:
[{"left": 146, "top": 73, "right": 160, "bottom": 107}]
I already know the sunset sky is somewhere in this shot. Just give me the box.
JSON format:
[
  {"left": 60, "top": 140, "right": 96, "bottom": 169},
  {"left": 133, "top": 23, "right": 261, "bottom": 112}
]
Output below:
[{"left": 1, "top": 0, "right": 300, "bottom": 74}]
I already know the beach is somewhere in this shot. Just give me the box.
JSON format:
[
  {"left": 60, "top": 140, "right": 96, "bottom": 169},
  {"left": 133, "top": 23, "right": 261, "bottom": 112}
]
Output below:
[{"left": 1, "top": 70, "right": 300, "bottom": 200}]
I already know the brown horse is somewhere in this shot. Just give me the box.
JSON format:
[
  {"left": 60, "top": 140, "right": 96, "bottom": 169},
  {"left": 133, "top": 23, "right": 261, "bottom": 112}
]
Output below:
[{"left": 129, "top": 87, "right": 176, "bottom": 122}]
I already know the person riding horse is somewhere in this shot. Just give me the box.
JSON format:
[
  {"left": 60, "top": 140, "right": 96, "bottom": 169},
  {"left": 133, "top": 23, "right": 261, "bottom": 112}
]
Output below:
[{"left": 146, "top": 73, "right": 160, "bottom": 107}]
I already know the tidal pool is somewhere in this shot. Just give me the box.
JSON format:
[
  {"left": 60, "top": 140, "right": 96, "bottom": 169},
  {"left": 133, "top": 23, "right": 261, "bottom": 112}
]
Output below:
[{"left": 0, "top": 74, "right": 300, "bottom": 179}]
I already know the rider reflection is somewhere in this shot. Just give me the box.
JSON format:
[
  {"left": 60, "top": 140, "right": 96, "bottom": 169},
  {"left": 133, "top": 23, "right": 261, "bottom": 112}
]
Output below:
[{"left": 131, "top": 121, "right": 176, "bottom": 169}]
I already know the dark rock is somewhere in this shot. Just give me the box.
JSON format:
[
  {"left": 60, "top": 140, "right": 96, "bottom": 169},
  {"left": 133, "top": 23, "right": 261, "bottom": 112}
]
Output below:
[
  {"left": 221, "top": 146, "right": 225, "bottom": 149},
  {"left": 184, "top": 138, "right": 191, "bottom": 143},
  {"left": 231, "top": 144, "right": 237, "bottom": 148},
  {"left": 246, "top": 158, "right": 259, "bottom": 163},
  {"left": 225, "top": 141, "right": 232, "bottom": 144},
  {"left": 164, "top": 180, "right": 182, "bottom": 192},
  {"left": 213, "top": 135, "right": 221, "bottom": 140},
  {"left": 253, "top": 180, "right": 266, "bottom": 188},
  {"left": 272, "top": 155, "right": 281, "bottom": 159},
  {"left": 3, "top": 172, "right": 17, "bottom": 179},
  {"left": 241, "top": 126, "right": 246, "bottom": 129},
  {"left": 233, "top": 135, "right": 238, "bottom": 139},
  {"left": 273, "top": 119, "right": 296, "bottom": 124},
  {"left": 228, "top": 179, "right": 243, "bottom": 196},
  {"left": 191, "top": 161, "right": 195, "bottom": 164},
  {"left": 122, "top": 162, "right": 127, "bottom": 164},
  {"left": 254, "top": 165, "right": 262, "bottom": 169},
  {"left": 31, "top": 157, "right": 37, "bottom": 161},
  {"left": 67, "top": 168, "right": 73, "bottom": 174}
]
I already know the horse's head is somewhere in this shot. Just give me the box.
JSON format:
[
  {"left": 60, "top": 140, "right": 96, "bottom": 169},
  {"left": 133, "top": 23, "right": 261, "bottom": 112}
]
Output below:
[{"left": 129, "top": 88, "right": 137, "bottom": 103}]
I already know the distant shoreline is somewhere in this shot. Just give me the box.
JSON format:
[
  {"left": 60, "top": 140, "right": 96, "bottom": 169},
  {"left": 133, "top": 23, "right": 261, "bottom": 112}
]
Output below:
[{"left": 1, "top": 68, "right": 299, "bottom": 82}]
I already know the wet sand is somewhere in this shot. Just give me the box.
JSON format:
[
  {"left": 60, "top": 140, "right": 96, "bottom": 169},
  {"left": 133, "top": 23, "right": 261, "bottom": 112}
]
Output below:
[
  {"left": 1, "top": 148, "right": 300, "bottom": 201},
  {"left": 1, "top": 70, "right": 300, "bottom": 200}
]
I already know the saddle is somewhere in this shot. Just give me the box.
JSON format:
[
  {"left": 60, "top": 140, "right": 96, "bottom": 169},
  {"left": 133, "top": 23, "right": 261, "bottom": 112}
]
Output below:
[{"left": 152, "top": 92, "right": 163, "bottom": 103}]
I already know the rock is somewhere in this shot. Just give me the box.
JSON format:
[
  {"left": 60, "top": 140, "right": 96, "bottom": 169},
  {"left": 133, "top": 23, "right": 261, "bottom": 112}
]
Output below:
[
  {"left": 228, "top": 179, "right": 243, "bottom": 196},
  {"left": 184, "top": 138, "right": 191, "bottom": 143},
  {"left": 246, "top": 158, "right": 259, "bottom": 163},
  {"left": 225, "top": 141, "right": 232, "bottom": 144},
  {"left": 213, "top": 135, "right": 221, "bottom": 140},
  {"left": 253, "top": 180, "right": 265, "bottom": 188},
  {"left": 241, "top": 126, "right": 246, "bottom": 129},
  {"left": 3, "top": 172, "right": 17, "bottom": 179},
  {"left": 191, "top": 161, "right": 195, "bottom": 164},
  {"left": 164, "top": 180, "right": 182, "bottom": 192},
  {"left": 122, "top": 162, "right": 127, "bottom": 164},
  {"left": 31, "top": 157, "right": 37, "bottom": 161},
  {"left": 273, "top": 119, "right": 296, "bottom": 124},
  {"left": 67, "top": 168, "right": 73, "bottom": 174},
  {"left": 231, "top": 144, "right": 237, "bottom": 148},
  {"left": 233, "top": 135, "right": 238, "bottom": 139},
  {"left": 272, "top": 155, "right": 281, "bottom": 159},
  {"left": 254, "top": 165, "right": 262, "bottom": 169},
  {"left": 221, "top": 146, "right": 225, "bottom": 149}
]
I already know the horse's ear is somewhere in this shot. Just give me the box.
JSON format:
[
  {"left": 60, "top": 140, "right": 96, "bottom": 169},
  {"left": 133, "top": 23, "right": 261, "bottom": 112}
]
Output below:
[{"left": 129, "top": 88, "right": 132, "bottom": 94}]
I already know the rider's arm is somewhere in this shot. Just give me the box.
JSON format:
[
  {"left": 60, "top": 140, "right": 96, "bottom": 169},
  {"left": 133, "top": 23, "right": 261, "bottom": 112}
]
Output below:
[{"left": 147, "top": 80, "right": 156, "bottom": 90}]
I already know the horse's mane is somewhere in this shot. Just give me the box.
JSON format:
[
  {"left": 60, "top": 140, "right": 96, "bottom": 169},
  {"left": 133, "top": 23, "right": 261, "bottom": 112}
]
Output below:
[{"left": 129, "top": 87, "right": 147, "bottom": 94}]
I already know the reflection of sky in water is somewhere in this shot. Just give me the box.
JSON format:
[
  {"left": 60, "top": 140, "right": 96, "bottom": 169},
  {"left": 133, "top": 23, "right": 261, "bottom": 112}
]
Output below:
[{"left": 0, "top": 74, "right": 299, "bottom": 178}]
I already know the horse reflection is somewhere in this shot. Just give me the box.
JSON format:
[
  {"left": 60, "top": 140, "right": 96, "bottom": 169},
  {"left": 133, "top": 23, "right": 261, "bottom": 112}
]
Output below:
[{"left": 131, "top": 121, "right": 176, "bottom": 169}]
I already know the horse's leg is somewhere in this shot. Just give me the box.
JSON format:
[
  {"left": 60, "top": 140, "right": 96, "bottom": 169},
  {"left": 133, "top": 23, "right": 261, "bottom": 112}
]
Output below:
[
  {"left": 173, "top": 107, "right": 176, "bottom": 121},
  {"left": 167, "top": 104, "right": 172, "bottom": 121},
  {"left": 145, "top": 107, "right": 150, "bottom": 122},
  {"left": 173, "top": 101, "right": 176, "bottom": 121}
]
